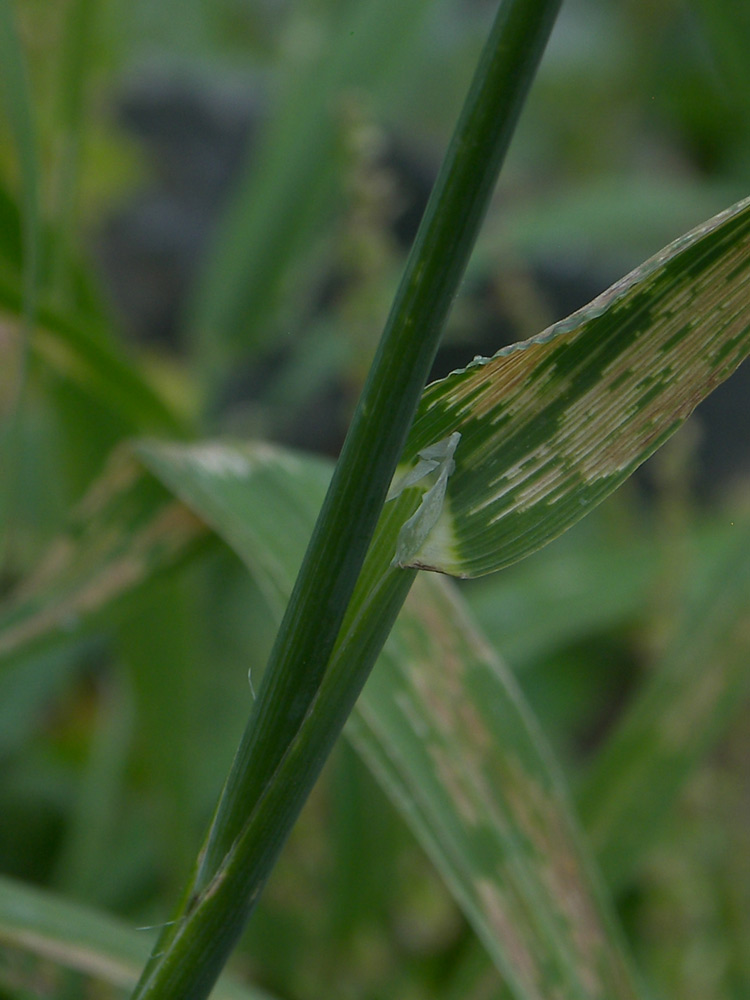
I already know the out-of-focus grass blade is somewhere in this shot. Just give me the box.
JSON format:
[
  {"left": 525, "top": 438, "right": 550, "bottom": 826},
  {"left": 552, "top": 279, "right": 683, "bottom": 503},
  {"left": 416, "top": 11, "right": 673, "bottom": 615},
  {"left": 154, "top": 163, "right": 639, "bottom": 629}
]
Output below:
[
  {"left": 51, "top": 673, "right": 135, "bottom": 906},
  {"left": 0, "top": 177, "right": 24, "bottom": 273},
  {"left": 391, "top": 195, "right": 750, "bottom": 576},
  {"left": 463, "top": 515, "right": 656, "bottom": 669},
  {"left": 0, "top": 273, "right": 190, "bottom": 434},
  {"left": 50, "top": 0, "right": 96, "bottom": 301},
  {"left": 689, "top": 0, "right": 750, "bottom": 113},
  {"left": 577, "top": 521, "right": 750, "bottom": 893},
  {"left": 0, "top": 0, "right": 40, "bottom": 332},
  {"left": 138, "top": 439, "right": 643, "bottom": 1000},
  {"left": 116, "top": 572, "right": 211, "bottom": 887},
  {"left": 0, "top": 450, "right": 207, "bottom": 664},
  {"left": 189, "top": 0, "right": 434, "bottom": 375},
  {"left": 0, "top": 643, "right": 90, "bottom": 759},
  {"left": 0, "top": 874, "right": 276, "bottom": 1000},
  {"left": 0, "top": 0, "right": 42, "bottom": 564}
]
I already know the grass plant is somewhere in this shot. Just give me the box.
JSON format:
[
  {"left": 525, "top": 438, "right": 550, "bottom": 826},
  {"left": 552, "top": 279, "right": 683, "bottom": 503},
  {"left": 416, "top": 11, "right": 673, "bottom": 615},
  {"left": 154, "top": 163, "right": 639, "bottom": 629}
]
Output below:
[{"left": 1, "top": 1, "right": 750, "bottom": 999}]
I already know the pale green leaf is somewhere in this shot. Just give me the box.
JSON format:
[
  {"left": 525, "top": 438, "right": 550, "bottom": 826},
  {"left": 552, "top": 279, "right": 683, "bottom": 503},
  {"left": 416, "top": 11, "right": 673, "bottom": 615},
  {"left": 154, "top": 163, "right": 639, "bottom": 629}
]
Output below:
[
  {"left": 189, "top": 0, "right": 437, "bottom": 375},
  {"left": 578, "top": 520, "right": 750, "bottom": 891},
  {"left": 0, "top": 450, "right": 207, "bottom": 663},
  {"left": 392, "top": 195, "right": 750, "bottom": 576},
  {"left": 138, "top": 439, "right": 643, "bottom": 1000},
  {"left": 0, "top": 874, "right": 275, "bottom": 1000}
]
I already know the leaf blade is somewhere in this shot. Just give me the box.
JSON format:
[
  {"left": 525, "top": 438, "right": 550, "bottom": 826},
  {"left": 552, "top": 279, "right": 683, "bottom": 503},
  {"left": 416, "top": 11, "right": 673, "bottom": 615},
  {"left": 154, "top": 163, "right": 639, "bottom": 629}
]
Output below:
[
  {"left": 396, "top": 195, "right": 750, "bottom": 576},
  {"left": 0, "top": 874, "right": 275, "bottom": 1000},
  {"left": 138, "top": 438, "right": 644, "bottom": 1000}
]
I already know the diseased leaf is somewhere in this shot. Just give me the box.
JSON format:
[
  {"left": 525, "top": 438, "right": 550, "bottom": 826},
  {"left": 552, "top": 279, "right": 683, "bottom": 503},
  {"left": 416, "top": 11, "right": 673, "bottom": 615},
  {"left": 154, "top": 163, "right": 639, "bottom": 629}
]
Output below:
[
  {"left": 138, "top": 439, "right": 643, "bottom": 1000},
  {"left": 0, "top": 450, "right": 207, "bottom": 663},
  {"left": 392, "top": 195, "right": 750, "bottom": 576}
]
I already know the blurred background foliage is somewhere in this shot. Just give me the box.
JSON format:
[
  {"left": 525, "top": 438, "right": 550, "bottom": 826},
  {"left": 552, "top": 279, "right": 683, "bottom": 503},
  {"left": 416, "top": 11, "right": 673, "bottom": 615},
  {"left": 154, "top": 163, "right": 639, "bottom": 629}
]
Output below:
[{"left": 1, "top": 0, "right": 749, "bottom": 997}]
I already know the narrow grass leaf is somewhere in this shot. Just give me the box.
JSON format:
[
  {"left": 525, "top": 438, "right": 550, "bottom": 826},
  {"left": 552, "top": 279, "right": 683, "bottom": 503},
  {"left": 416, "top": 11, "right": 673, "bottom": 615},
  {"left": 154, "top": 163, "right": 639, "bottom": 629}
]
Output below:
[
  {"left": 0, "top": 0, "right": 42, "bottom": 562},
  {"left": 190, "top": 0, "right": 435, "bottom": 373},
  {"left": 0, "top": 0, "right": 40, "bottom": 332},
  {"left": 392, "top": 195, "right": 750, "bottom": 576},
  {"left": 688, "top": 0, "right": 750, "bottom": 114},
  {"left": 0, "top": 874, "right": 276, "bottom": 1000},
  {"left": 0, "top": 450, "right": 207, "bottom": 663},
  {"left": 578, "top": 520, "right": 750, "bottom": 892},
  {"left": 0, "top": 273, "right": 189, "bottom": 434},
  {"left": 50, "top": 0, "right": 97, "bottom": 300},
  {"left": 138, "top": 439, "right": 644, "bottom": 1000}
]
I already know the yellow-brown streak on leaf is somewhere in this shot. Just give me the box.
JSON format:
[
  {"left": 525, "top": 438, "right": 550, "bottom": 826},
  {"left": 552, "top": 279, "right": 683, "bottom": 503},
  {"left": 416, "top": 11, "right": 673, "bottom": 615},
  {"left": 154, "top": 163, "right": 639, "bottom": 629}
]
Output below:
[
  {"left": 9, "top": 537, "right": 78, "bottom": 602},
  {"left": 393, "top": 688, "right": 430, "bottom": 740},
  {"left": 76, "top": 450, "right": 143, "bottom": 520},
  {"left": 476, "top": 879, "right": 542, "bottom": 1000},
  {"left": 497, "top": 757, "right": 630, "bottom": 997},
  {"left": 0, "top": 504, "right": 206, "bottom": 658},
  {"left": 406, "top": 581, "right": 499, "bottom": 763},
  {"left": 33, "top": 329, "right": 95, "bottom": 386},
  {"left": 426, "top": 740, "right": 481, "bottom": 826},
  {"left": 659, "top": 614, "right": 750, "bottom": 752},
  {"left": 658, "top": 664, "right": 726, "bottom": 753},
  {"left": 0, "top": 930, "right": 138, "bottom": 988},
  {"left": 400, "top": 582, "right": 498, "bottom": 826}
]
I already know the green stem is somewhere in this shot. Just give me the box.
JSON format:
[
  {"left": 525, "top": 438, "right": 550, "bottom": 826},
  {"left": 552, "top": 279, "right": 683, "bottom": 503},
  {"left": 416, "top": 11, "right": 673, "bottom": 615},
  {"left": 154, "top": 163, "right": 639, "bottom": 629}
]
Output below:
[
  {"left": 132, "top": 0, "right": 562, "bottom": 996},
  {"left": 201, "top": 0, "right": 561, "bottom": 886}
]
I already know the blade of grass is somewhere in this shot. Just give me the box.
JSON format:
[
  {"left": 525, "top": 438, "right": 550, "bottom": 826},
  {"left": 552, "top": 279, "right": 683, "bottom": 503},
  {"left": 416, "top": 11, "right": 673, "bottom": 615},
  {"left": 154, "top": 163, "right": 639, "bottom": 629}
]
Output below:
[
  {"left": 189, "top": 0, "right": 436, "bottom": 385},
  {"left": 116, "top": 572, "right": 209, "bottom": 888},
  {"left": 131, "top": 6, "right": 563, "bottom": 997},
  {"left": 0, "top": 0, "right": 41, "bottom": 566},
  {"left": 0, "top": 273, "right": 191, "bottom": 435},
  {"left": 688, "top": 0, "right": 750, "bottom": 114},
  {"left": 0, "top": 874, "right": 276, "bottom": 1000},
  {"left": 0, "top": 449, "right": 208, "bottom": 664},
  {"left": 138, "top": 438, "right": 643, "bottom": 1000},
  {"left": 390, "top": 195, "right": 750, "bottom": 577},
  {"left": 577, "top": 520, "right": 750, "bottom": 892},
  {"left": 2, "top": 438, "right": 642, "bottom": 999},
  {"left": 50, "top": 0, "right": 97, "bottom": 303},
  {"left": 51, "top": 673, "right": 135, "bottom": 906}
]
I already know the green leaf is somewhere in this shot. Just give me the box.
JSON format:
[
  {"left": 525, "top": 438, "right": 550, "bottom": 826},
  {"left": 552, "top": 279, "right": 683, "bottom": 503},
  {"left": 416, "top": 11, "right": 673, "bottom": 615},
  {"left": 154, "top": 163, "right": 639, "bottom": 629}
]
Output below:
[
  {"left": 142, "top": 10, "right": 566, "bottom": 995},
  {"left": 0, "top": 0, "right": 40, "bottom": 331},
  {"left": 392, "top": 195, "right": 750, "bottom": 576},
  {"left": 138, "top": 439, "right": 643, "bottom": 1000},
  {"left": 688, "top": 0, "right": 750, "bottom": 115},
  {"left": 0, "top": 874, "right": 276, "bottom": 1000},
  {"left": 0, "top": 0, "right": 41, "bottom": 563},
  {"left": 189, "top": 0, "right": 438, "bottom": 377},
  {"left": 577, "top": 520, "right": 750, "bottom": 892},
  {"left": 3, "top": 436, "right": 643, "bottom": 998},
  {"left": 0, "top": 450, "right": 207, "bottom": 664}
]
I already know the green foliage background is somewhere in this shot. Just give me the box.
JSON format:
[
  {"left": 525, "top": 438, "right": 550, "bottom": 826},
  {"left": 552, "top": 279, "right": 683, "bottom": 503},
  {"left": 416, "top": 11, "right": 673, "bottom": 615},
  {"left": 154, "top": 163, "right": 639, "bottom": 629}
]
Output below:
[{"left": 1, "top": 0, "right": 749, "bottom": 998}]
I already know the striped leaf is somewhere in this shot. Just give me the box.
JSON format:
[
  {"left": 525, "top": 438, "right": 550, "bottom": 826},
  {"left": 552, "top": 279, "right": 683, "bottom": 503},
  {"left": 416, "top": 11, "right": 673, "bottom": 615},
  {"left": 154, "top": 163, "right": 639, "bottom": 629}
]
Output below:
[
  {"left": 391, "top": 195, "right": 750, "bottom": 576},
  {"left": 0, "top": 438, "right": 643, "bottom": 998},
  {"left": 138, "top": 439, "right": 643, "bottom": 1000},
  {"left": 0, "top": 450, "right": 207, "bottom": 663}
]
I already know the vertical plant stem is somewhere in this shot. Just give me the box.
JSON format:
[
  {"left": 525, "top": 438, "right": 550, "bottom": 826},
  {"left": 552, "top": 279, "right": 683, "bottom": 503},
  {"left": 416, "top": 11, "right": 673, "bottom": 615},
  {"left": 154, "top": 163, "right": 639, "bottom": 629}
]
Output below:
[
  {"left": 132, "top": 0, "right": 562, "bottom": 997},
  {"left": 200, "top": 0, "right": 562, "bottom": 886}
]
